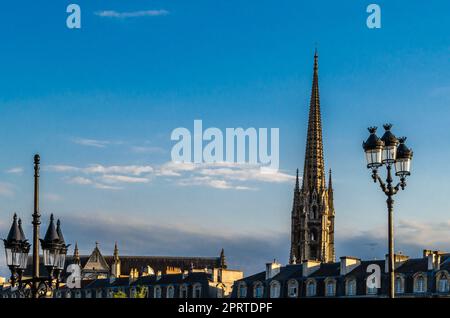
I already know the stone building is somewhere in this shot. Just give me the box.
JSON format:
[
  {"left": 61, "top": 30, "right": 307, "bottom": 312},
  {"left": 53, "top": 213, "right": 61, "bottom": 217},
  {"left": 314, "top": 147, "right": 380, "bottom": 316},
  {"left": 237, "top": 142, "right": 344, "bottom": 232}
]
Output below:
[
  {"left": 232, "top": 250, "right": 450, "bottom": 298},
  {"left": 0, "top": 242, "right": 243, "bottom": 298}
]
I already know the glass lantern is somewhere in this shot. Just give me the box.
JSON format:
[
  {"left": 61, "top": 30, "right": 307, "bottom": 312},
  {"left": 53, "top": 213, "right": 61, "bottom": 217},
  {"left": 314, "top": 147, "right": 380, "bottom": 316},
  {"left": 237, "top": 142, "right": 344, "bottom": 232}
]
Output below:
[
  {"left": 395, "top": 137, "right": 413, "bottom": 177},
  {"left": 363, "top": 127, "right": 384, "bottom": 169},
  {"left": 380, "top": 124, "right": 399, "bottom": 164}
]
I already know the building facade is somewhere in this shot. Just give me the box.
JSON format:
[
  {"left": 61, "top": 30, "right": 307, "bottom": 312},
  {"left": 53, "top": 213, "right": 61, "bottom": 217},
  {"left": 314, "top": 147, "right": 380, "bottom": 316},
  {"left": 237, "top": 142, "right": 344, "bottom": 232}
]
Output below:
[
  {"left": 0, "top": 243, "right": 243, "bottom": 298},
  {"left": 290, "top": 52, "right": 335, "bottom": 264},
  {"left": 232, "top": 250, "right": 450, "bottom": 298}
]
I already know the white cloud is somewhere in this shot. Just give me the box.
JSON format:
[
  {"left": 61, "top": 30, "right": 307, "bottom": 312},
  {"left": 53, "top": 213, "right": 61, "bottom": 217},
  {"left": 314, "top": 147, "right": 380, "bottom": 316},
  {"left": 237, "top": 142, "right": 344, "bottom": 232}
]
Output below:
[
  {"left": 101, "top": 174, "right": 150, "bottom": 184},
  {"left": 83, "top": 164, "right": 153, "bottom": 176},
  {"left": 66, "top": 176, "right": 93, "bottom": 185},
  {"left": 5, "top": 167, "right": 24, "bottom": 174},
  {"left": 95, "top": 10, "right": 169, "bottom": 18},
  {"left": 158, "top": 161, "right": 294, "bottom": 190},
  {"left": 73, "top": 138, "right": 110, "bottom": 148},
  {"left": 131, "top": 146, "right": 166, "bottom": 154},
  {"left": 48, "top": 164, "right": 153, "bottom": 176},
  {"left": 48, "top": 161, "right": 294, "bottom": 191}
]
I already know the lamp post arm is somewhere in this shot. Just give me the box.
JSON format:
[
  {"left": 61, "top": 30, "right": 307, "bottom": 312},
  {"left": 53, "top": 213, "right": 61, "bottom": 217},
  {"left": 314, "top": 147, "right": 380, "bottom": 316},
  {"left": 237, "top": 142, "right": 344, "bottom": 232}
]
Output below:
[{"left": 373, "top": 173, "right": 387, "bottom": 193}]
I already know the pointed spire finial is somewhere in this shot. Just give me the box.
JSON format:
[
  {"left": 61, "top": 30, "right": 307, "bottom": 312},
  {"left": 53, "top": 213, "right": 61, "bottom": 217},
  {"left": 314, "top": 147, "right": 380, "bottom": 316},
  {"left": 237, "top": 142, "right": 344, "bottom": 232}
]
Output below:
[
  {"left": 219, "top": 248, "right": 227, "bottom": 269},
  {"left": 73, "top": 241, "right": 80, "bottom": 264},
  {"left": 295, "top": 169, "right": 300, "bottom": 191},
  {"left": 314, "top": 48, "right": 318, "bottom": 71},
  {"left": 114, "top": 241, "right": 120, "bottom": 261}
]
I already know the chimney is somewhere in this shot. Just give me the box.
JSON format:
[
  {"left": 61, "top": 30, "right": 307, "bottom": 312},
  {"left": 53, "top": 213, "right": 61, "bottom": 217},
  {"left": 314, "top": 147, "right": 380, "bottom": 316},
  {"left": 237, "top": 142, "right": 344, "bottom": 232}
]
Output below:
[
  {"left": 427, "top": 251, "right": 442, "bottom": 271},
  {"left": 156, "top": 270, "right": 162, "bottom": 281},
  {"left": 302, "top": 260, "right": 321, "bottom": 277},
  {"left": 340, "top": 256, "right": 361, "bottom": 276},
  {"left": 384, "top": 253, "right": 410, "bottom": 273},
  {"left": 265, "top": 260, "right": 282, "bottom": 280},
  {"left": 423, "top": 249, "right": 433, "bottom": 258}
]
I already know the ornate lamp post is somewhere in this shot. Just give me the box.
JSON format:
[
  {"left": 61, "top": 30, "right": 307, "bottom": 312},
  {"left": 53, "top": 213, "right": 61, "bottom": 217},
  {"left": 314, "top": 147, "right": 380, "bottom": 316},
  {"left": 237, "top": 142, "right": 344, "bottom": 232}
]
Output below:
[
  {"left": 3, "top": 154, "right": 68, "bottom": 298},
  {"left": 363, "top": 124, "right": 413, "bottom": 298}
]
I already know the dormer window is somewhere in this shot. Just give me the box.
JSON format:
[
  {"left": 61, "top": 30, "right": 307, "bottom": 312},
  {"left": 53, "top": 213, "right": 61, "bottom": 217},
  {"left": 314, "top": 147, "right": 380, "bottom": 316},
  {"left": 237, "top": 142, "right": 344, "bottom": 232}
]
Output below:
[
  {"left": 437, "top": 273, "right": 449, "bottom": 293},
  {"left": 269, "top": 281, "right": 281, "bottom": 298},
  {"left": 306, "top": 280, "right": 316, "bottom": 296},
  {"left": 346, "top": 278, "right": 356, "bottom": 296},
  {"left": 413, "top": 274, "right": 426, "bottom": 293},
  {"left": 325, "top": 279, "right": 335, "bottom": 296},
  {"left": 238, "top": 282, "right": 247, "bottom": 298},
  {"left": 287, "top": 280, "right": 298, "bottom": 298}
]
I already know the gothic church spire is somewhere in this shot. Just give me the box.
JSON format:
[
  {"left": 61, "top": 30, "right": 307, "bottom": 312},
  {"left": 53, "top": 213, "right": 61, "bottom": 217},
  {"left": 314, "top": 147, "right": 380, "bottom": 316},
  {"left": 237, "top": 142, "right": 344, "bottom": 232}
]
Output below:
[{"left": 302, "top": 50, "right": 325, "bottom": 192}]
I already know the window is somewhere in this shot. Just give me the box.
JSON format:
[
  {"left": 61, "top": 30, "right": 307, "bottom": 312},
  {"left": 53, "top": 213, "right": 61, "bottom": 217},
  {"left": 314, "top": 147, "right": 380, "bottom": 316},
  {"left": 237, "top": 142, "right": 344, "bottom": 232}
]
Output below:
[
  {"left": 238, "top": 282, "right": 247, "bottom": 298},
  {"left": 395, "top": 276, "right": 404, "bottom": 294},
  {"left": 325, "top": 280, "right": 335, "bottom": 296},
  {"left": 367, "top": 285, "right": 377, "bottom": 295},
  {"left": 311, "top": 206, "right": 318, "bottom": 219},
  {"left": 193, "top": 284, "right": 202, "bottom": 298},
  {"left": 154, "top": 286, "right": 162, "bottom": 298},
  {"left": 167, "top": 285, "right": 175, "bottom": 298},
  {"left": 287, "top": 280, "right": 298, "bottom": 298},
  {"left": 346, "top": 279, "right": 356, "bottom": 296},
  {"left": 414, "top": 275, "right": 426, "bottom": 293},
  {"left": 180, "top": 284, "right": 188, "bottom": 298},
  {"left": 253, "top": 282, "right": 264, "bottom": 298},
  {"left": 269, "top": 281, "right": 281, "bottom": 298},
  {"left": 438, "top": 274, "right": 449, "bottom": 293},
  {"left": 306, "top": 280, "right": 316, "bottom": 297}
]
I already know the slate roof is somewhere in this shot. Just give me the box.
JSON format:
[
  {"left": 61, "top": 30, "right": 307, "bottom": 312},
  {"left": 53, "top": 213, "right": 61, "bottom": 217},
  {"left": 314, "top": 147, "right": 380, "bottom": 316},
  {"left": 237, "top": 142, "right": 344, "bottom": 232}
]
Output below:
[
  {"left": 271, "top": 265, "right": 303, "bottom": 281},
  {"left": 24, "top": 254, "right": 221, "bottom": 277},
  {"left": 237, "top": 271, "right": 266, "bottom": 285},
  {"left": 310, "top": 262, "right": 340, "bottom": 277},
  {"left": 396, "top": 258, "right": 428, "bottom": 273},
  {"left": 345, "top": 260, "right": 385, "bottom": 279}
]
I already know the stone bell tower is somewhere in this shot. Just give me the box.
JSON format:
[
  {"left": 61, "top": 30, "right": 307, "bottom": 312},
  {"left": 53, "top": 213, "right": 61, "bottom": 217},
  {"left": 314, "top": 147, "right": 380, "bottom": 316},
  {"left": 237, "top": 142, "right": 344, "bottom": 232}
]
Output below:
[{"left": 290, "top": 51, "right": 335, "bottom": 264}]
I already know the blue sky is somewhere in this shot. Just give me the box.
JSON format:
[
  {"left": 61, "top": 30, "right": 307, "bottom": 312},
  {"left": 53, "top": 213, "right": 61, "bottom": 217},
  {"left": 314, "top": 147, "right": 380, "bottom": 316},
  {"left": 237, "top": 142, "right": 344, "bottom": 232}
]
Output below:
[{"left": 0, "top": 0, "right": 449, "bottom": 276}]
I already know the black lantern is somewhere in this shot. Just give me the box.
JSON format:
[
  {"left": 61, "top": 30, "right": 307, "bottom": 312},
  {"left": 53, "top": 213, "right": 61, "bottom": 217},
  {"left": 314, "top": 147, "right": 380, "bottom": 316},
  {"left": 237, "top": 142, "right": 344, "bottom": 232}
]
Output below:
[
  {"left": 17, "top": 218, "right": 31, "bottom": 270},
  {"left": 363, "top": 127, "right": 384, "bottom": 169},
  {"left": 55, "top": 219, "right": 69, "bottom": 271},
  {"left": 395, "top": 137, "right": 413, "bottom": 177},
  {"left": 40, "top": 214, "right": 62, "bottom": 274},
  {"left": 380, "top": 124, "right": 399, "bottom": 164},
  {"left": 3, "top": 214, "right": 30, "bottom": 284}
]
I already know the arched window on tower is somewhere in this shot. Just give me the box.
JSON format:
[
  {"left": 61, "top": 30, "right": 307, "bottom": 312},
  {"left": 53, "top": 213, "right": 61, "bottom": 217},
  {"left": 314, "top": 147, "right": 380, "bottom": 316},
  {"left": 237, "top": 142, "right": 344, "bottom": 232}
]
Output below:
[
  {"left": 310, "top": 229, "right": 317, "bottom": 242},
  {"left": 310, "top": 205, "right": 318, "bottom": 219}
]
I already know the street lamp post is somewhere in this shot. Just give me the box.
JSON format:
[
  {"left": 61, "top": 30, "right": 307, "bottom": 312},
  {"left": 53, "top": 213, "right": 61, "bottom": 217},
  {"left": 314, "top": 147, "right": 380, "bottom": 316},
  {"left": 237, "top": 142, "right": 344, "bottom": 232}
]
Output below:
[
  {"left": 363, "top": 124, "right": 413, "bottom": 299},
  {"left": 3, "top": 154, "right": 69, "bottom": 298}
]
